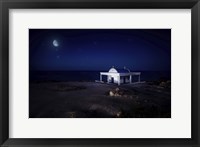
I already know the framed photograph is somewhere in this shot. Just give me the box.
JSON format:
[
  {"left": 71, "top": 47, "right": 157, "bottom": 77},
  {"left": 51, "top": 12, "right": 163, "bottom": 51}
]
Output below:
[
  {"left": 29, "top": 28, "right": 171, "bottom": 119},
  {"left": 0, "top": 0, "right": 200, "bottom": 146}
]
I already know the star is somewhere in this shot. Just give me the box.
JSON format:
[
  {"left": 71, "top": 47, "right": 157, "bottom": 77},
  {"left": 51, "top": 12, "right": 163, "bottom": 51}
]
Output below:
[
  {"left": 77, "top": 48, "right": 82, "bottom": 52},
  {"left": 56, "top": 55, "right": 60, "bottom": 59},
  {"left": 93, "top": 41, "right": 97, "bottom": 45},
  {"left": 128, "top": 38, "right": 132, "bottom": 42}
]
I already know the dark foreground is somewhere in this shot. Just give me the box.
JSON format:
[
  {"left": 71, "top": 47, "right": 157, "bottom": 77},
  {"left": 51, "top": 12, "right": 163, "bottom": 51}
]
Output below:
[{"left": 29, "top": 81, "right": 171, "bottom": 118}]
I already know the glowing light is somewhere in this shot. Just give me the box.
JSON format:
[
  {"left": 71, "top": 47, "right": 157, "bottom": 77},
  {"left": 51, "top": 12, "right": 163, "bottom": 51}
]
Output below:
[{"left": 53, "top": 40, "right": 59, "bottom": 47}]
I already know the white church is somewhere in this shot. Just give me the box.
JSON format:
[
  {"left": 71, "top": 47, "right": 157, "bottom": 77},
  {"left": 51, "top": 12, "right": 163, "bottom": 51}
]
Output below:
[{"left": 99, "top": 67, "right": 141, "bottom": 85}]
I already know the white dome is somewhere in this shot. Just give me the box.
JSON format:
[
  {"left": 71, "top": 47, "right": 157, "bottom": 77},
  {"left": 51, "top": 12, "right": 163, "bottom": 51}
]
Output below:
[
  {"left": 108, "top": 68, "right": 118, "bottom": 73},
  {"left": 108, "top": 67, "right": 130, "bottom": 73}
]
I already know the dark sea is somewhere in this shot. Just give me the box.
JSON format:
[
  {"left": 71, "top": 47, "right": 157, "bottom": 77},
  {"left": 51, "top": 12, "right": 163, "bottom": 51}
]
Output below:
[{"left": 29, "top": 71, "right": 171, "bottom": 82}]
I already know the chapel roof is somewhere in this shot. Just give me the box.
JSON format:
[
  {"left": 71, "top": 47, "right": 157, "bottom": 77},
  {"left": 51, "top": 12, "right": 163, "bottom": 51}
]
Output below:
[{"left": 108, "top": 67, "right": 130, "bottom": 73}]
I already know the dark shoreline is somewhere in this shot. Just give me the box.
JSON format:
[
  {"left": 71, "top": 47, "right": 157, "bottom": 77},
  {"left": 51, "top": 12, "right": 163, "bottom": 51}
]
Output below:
[{"left": 29, "top": 70, "right": 171, "bottom": 83}]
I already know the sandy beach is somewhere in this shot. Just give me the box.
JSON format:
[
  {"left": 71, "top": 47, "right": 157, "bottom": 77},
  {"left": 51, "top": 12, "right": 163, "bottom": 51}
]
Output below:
[{"left": 29, "top": 81, "right": 171, "bottom": 118}]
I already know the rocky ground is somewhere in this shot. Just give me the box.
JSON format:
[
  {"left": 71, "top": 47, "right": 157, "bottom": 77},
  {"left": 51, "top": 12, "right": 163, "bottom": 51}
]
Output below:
[{"left": 29, "top": 81, "right": 171, "bottom": 118}]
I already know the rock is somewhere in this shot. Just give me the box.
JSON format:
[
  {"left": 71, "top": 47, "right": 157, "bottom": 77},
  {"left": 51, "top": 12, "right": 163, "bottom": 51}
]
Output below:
[
  {"left": 68, "top": 112, "right": 76, "bottom": 118},
  {"left": 166, "top": 80, "right": 171, "bottom": 84},
  {"left": 115, "top": 93, "right": 120, "bottom": 97},
  {"left": 109, "top": 91, "right": 115, "bottom": 96},
  {"left": 159, "top": 80, "right": 171, "bottom": 88},
  {"left": 160, "top": 82, "right": 166, "bottom": 87},
  {"left": 116, "top": 111, "right": 122, "bottom": 117},
  {"left": 115, "top": 87, "right": 120, "bottom": 92},
  {"left": 109, "top": 88, "right": 133, "bottom": 98},
  {"left": 119, "top": 91, "right": 124, "bottom": 95},
  {"left": 166, "top": 80, "right": 171, "bottom": 88}
]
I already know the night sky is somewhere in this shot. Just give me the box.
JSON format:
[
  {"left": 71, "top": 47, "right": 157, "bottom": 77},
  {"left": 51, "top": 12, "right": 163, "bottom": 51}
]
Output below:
[{"left": 29, "top": 29, "right": 171, "bottom": 71}]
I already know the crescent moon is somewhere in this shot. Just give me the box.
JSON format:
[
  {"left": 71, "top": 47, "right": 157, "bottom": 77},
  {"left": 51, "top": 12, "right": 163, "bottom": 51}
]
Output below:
[{"left": 53, "top": 40, "right": 59, "bottom": 47}]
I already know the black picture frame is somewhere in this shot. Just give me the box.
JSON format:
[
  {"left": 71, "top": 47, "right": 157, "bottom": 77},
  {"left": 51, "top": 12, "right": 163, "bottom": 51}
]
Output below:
[{"left": 0, "top": 0, "right": 199, "bottom": 147}]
